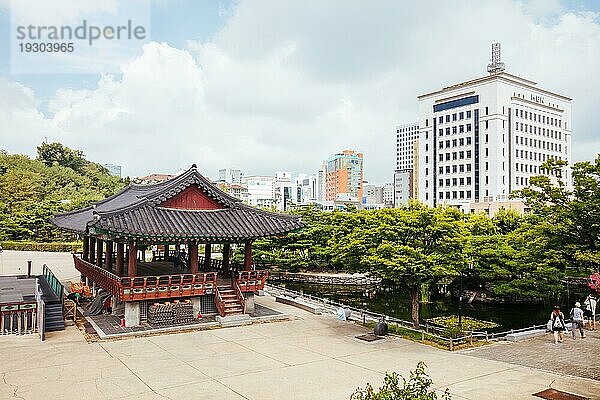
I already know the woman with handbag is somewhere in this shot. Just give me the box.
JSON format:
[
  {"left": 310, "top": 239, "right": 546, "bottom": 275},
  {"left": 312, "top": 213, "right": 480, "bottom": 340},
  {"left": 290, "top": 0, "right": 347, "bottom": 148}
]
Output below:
[{"left": 550, "top": 305, "right": 566, "bottom": 344}]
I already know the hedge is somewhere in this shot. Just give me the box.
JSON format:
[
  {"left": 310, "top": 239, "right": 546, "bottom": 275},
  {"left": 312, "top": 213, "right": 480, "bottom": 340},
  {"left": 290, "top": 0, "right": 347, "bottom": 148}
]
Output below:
[{"left": 0, "top": 241, "right": 82, "bottom": 252}]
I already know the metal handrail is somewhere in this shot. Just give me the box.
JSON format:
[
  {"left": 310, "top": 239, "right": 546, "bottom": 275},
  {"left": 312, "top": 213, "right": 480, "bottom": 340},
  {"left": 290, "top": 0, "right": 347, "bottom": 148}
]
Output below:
[{"left": 266, "top": 284, "right": 556, "bottom": 350}]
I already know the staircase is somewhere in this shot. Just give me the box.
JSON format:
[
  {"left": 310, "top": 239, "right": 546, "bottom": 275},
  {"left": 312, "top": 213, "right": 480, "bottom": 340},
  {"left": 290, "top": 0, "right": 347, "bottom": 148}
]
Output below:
[
  {"left": 38, "top": 275, "right": 65, "bottom": 332},
  {"left": 216, "top": 285, "right": 244, "bottom": 316},
  {"left": 44, "top": 303, "right": 65, "bottom": 332}
]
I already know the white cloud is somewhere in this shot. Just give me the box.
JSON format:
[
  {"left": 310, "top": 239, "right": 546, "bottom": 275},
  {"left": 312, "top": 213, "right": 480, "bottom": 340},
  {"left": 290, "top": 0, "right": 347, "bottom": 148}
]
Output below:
[{"left": 1, "top": 0, "right": 599, "bottom": 181}]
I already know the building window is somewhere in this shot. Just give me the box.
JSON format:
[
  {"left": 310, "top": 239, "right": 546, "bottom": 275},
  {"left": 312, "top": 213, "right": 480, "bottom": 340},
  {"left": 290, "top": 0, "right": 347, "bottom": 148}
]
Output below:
[
  {"left": 467, "top": 177, "right": 472, "bottom": 185},
  {"left": 439, "top": 116, "right": 443, "bottom": 124},
  {"left": 452, "top": 165, "right": 457, "bottom": 173},
  {"left": 466, "top": 110, "right": 471, "bottom": 118},
  {"left": 467, "top": 124, "right": 472, "bottom": 132},
  {"left": 466, "top": 150, "right": 472, "bottom": 158},
  {"left": 467, "top": 164, "right": 472, "bottom": 172},
  {"left": 446, "top": 115, "right": 450, "bottom": 123},
  {"left": 459, "top": 165, "right": 464, "bottom": 172},
  {"left": 459, "top": 112, "right": 464, "bottom": 120},
  {"left": 485, "top": 120, "right": 489, "bottom": 130},
  {"left": 466, "top": 137, "right": 472, "bottom": 145},
  {"left": 467, "top": 190, "right": 472, "bottom": 198}
]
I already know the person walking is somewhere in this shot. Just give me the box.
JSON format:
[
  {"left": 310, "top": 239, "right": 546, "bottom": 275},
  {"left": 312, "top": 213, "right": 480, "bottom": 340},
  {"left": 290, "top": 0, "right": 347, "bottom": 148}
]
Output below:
[
  {"left": 550, "top": 305, "right": 566, "bottom": 344},
  {"left": 583, "top": 294, "right": 597, "bottom": 330},
  {"left": 570, "top": 302, "right": 586, "bottom": 339}
]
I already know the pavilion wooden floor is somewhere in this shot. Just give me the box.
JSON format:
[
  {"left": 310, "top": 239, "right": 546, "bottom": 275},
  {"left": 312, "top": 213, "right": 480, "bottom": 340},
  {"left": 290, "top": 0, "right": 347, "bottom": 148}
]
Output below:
[{"left": 134, "top": 261, "right": 219, "bottom": 277}]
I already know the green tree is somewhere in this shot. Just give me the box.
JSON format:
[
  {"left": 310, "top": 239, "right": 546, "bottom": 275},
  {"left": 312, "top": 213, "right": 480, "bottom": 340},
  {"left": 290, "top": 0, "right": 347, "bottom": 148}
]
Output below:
[
  {"left": 333, "top": 204, "right": 469, "bottom": 327},
  {"left": 514, "top": 155, "right": 600, "bottom": 272},
  {"left": 0, "top": 146, "right": 126, "bottom": 241}
]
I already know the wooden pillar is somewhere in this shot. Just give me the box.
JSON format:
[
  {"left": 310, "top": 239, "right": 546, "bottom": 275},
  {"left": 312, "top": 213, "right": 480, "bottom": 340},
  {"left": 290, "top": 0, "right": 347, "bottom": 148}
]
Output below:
[
  {"left": 204, "top": 243, "right": 211, "bottom": 270},
  {"left": 105, "top": 241, "right": 113, "bottom": 272},
  {"left": 89, "top": 237, "right": 96, "bottom": 263},
  {"left": 96, "top": 239, "right": 103, "bottom": 268},
  {"left": 82, "top": 236, "right": 89, "bottom": 261},
  {"left": 128, "top": 240, "right": 137, "bottom": 277},
  {"left": 189, "top": 242, "right": 198, "bottom": 274},
  {"left": 222, "top": 243, "right": 231, "bottom": 273},
  {"left": 116, "top": 242, "right": 124, "bottom": 276},
  {"left": 244, "top": 241, "right": 253, "bottom": 271}
]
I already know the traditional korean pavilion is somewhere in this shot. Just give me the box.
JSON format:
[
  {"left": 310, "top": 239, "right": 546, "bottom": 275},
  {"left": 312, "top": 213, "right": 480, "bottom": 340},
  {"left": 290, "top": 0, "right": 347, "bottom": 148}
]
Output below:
[{"left": 51, "top": 164, "right": 304, "bottom": 326}]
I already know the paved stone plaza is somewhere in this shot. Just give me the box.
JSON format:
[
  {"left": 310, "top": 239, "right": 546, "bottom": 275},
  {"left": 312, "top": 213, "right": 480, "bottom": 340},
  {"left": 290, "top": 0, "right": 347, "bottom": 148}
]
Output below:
[
  {"left": 1, "top": 251, "right": 600, "bottom": 399},
  {"left": 462, "top": 326, "right": 600, "bottom": 381},
  {"left": 0, "top": 296, "right": 598, "bottom": 400}
]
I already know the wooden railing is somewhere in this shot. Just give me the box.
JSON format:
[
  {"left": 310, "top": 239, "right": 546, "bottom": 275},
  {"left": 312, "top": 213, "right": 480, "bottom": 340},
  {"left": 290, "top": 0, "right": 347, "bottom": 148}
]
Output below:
[
  {"left": 198, "top": 256, "right": 223, "bottom": 272},
  {"left": 73, "top": 255, "right": 218, "bottom": 302},
  {"left": 1, "top": 303, "right": 38, "bottom": 335},
  {"left": 119, "top": 272, "right": 217, "bottom": 302},
  {"left": 237, "top": 270, "right": 269, "bottom": 292},
  {"left": 214, "top": 287, "right": 226, "bottom": 317},
  {"left": 74, "top": 255, "right": 121, "bottom": 297},
  {"left": 232, "top": 277, "right": 246, "bottom": 313}
]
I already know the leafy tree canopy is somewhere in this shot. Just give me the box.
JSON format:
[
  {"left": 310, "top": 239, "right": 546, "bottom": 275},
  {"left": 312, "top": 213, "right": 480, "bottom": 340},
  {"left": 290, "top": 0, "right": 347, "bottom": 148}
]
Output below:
[{"left": 0, "top": 144, "right": 126, "bottom": 241}]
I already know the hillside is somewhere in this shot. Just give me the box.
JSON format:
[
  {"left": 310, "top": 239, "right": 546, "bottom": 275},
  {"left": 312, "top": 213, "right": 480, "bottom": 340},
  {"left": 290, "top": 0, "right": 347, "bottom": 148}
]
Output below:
[{"left": 0, "top": 143, "right": 127, "bottom": 241}]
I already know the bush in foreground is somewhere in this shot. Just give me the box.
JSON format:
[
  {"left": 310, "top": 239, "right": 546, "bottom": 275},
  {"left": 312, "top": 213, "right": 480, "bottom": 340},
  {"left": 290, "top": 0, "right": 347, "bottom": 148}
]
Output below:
[{"left": 351, "top": 361, "right": 450, "bottom": 400}]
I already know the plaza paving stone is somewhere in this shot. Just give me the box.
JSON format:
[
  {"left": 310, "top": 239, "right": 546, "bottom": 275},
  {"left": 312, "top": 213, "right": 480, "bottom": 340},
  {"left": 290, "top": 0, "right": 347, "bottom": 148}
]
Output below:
[
  {"left": 1, "top": 296, "right": 599, "bottom": 400},
  {"left": 2, "top": 251, "right": 600, "bottom": 399},
  {"left": 461, "top": 326, "right": 600, "bottom": 381}
]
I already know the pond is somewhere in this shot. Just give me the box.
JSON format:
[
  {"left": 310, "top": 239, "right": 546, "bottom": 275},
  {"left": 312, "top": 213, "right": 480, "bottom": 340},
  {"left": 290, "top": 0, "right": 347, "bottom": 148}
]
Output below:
[{"left": 277, "top": 282, "right": 589, "bottom": 331}]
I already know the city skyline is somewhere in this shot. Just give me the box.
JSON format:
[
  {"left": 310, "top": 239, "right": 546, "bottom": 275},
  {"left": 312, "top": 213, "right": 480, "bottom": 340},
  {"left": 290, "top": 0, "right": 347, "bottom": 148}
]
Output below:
[{"left": 1, "top": 1, "right": 600, "bottom": 183}]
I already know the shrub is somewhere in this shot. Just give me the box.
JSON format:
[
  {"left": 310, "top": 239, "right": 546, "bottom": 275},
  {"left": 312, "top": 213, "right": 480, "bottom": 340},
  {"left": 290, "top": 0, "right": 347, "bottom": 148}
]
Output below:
[
  {"left": 350, "top": 361, "right": 451, "bottom": 400},
  {"left": 1, "top": 241, "right": 82, "bottom": 252},
  {"left": 427, "top": 316, "right": 499, "bottom": 332}
]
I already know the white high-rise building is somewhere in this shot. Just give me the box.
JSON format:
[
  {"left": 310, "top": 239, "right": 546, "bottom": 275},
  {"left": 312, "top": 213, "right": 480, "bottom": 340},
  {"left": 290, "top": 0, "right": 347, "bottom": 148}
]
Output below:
[
  {"left": 382, "top": 183, "right": 394, "bottom": 206},
  {"left": 317, "top": 162, "right": 326, "bottom": 201},
  {"left": 394, "top": 122, "right": 419, "bottom": 206},
  {"left": 242, "top": 175, "right": 276, "bottom": 208},
  {"left": 218, "top": 168, "right": 243, "bottom": 184},
  {"left": 414, "top": 44, "right": 572, "bottom": 210},
  {"left": 296, "top": 173, "right": 317, "bottom": 204}
]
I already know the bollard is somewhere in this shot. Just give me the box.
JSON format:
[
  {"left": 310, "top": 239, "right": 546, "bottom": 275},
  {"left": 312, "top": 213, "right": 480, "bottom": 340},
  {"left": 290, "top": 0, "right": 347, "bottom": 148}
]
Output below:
[
  {"left": 485, "top": 331, "right": 489, "bottom": 342},
  {"left": 449, "top": 338, "right": 453, "bottom": 351},
  {"left": 421, "top": 332, "right": 425, "bottom": 341},
  {"left": 27, "top": 261, "right": 32, "bottom": 278}
]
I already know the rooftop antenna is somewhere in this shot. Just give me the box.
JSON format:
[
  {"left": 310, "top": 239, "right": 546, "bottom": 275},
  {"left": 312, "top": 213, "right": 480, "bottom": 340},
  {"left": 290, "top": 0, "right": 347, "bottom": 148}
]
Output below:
[{"left": 487, "top": 42, "right": 505, "bottom": 74}]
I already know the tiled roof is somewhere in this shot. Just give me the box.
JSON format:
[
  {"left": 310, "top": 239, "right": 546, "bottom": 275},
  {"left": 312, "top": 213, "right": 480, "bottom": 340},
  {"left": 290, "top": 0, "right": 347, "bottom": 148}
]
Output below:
[{"left": 51, "top": 165, "right": 304, "bottom": 240}]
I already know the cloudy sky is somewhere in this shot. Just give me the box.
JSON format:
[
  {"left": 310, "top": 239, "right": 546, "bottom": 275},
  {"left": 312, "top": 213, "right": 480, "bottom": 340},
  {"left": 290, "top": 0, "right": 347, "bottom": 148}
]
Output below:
[{"left": 1, "top": 0, "right": 599, "bottom": 184}]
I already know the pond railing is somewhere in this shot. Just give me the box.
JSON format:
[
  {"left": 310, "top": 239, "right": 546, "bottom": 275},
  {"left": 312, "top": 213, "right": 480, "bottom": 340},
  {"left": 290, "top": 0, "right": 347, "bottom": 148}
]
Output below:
[{"left": 266, "top": 284, "right": 557, "bottom": 351}]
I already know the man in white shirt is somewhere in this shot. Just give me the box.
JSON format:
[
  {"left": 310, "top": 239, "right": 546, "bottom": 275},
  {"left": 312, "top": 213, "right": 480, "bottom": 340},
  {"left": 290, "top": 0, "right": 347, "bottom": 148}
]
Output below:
[{"left": 570, "top": 302, "right": 585, "bottom": 339}]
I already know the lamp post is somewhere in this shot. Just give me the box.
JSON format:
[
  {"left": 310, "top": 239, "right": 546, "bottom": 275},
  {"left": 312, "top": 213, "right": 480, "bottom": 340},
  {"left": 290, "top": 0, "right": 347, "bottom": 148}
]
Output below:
[{"left": 458, "top": 270, "right": 463, "bottom": 329}]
